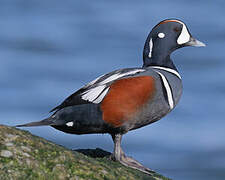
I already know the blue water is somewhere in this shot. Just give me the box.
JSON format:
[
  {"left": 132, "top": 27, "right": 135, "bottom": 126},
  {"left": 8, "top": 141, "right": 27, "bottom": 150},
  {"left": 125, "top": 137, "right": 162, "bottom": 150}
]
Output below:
[{"left": 1, "top": 1, "right": 225, "bottom": 179}]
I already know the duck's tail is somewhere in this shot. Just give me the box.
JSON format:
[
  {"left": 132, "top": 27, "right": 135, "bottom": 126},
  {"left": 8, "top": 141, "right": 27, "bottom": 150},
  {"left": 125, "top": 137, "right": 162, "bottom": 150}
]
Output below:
[{"left": 15, "top": 118, "right": 53, "bottom": 127}]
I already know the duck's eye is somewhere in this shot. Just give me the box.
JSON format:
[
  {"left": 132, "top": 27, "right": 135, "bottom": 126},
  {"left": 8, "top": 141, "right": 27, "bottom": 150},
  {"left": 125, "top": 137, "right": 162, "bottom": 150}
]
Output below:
[
  {"left": 158, "top": 32, "right": 165, "bottom": 38},
  {"left": 173, "top": 27, "right": 180, "bottom": 32}
]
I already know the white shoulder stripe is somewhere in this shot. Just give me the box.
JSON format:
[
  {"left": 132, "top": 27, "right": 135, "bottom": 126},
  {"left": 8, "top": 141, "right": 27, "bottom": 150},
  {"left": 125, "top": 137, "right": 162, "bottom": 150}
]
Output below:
[
  {"left": 154, "top": 70, "right": 174, "bottom": 109},
  {"left": 99, "top": 69, "right": 145, "bottom": 85},
  {"left": 100, "top": 73, "right": 120, "bottom": 85},
  {"left": 150, "top": 66, "right": 181, "bottom": 79},
  {"left": 84, "top": 74, "right": 105, "bottom": 87}
]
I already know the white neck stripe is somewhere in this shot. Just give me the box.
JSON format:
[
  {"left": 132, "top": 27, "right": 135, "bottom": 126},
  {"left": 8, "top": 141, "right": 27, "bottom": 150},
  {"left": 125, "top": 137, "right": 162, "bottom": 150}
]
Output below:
[
  {"left": 150, "top": 66, "right": 181, "bottom": 79},
  {"left": 154, "top": 70, "right": 174, "bottom": 109},
  {"left": 148, "top": 38, "right": 153, "bottom": 58}
]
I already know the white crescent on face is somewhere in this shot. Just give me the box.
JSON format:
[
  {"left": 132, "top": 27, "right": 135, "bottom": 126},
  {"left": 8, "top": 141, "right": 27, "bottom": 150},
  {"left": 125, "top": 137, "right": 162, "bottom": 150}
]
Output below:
[{"left": 177, "top": 21, "right": 191, "bottom": 45}]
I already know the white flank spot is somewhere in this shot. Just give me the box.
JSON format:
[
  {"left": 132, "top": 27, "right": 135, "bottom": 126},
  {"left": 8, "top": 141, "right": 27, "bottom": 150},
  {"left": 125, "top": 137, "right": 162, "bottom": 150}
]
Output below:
[
  {"left": 81, "top": 85, "right": 106, "bottom": 102},
  {"left": 66, "top": 121, "right": 73, "bottom": 127},
  {"left": 154, "top": 70, "right": 174, "bottom": 109},
  {"left": 93, "top": 87, "right": 110, "bottom": 103},
  {"left": 148, "top": 38, "right": 153, "bottom": 58},
  {"left": 151, "top": 66, "right": 181, "bottom": 79},
  {"left": 177, "top": 22, "right": 190, "bottom": 45},
  {"left": 158, "top": 32, "right": 165, "bottom": 38},
  {"left": 99, "top": 69, "right": 145, "bottom": 85}
]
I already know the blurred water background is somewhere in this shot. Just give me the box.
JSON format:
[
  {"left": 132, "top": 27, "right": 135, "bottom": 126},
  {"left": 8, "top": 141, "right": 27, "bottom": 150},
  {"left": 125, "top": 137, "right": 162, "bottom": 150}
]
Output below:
[{"left": 0, "top": 1, "right": 225, "bottom": 179}]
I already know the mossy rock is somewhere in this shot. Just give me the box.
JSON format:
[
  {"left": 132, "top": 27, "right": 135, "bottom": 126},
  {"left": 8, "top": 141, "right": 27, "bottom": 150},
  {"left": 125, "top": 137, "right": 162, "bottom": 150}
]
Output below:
[{"left": 0, "top": 125, "right": 171, "bottom": 180}]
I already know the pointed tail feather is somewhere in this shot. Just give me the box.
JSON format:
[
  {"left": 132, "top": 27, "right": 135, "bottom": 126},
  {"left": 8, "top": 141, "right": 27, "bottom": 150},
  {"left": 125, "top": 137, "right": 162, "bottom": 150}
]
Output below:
[{"left": 15, "top": 118, "right": 53, "bottom": 127}]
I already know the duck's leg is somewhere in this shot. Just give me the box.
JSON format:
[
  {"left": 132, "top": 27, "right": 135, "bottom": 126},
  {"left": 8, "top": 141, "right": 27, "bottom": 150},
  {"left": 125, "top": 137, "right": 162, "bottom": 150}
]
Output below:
[{"left": 111, "top": 134, "right": 155, "bottom": 175}]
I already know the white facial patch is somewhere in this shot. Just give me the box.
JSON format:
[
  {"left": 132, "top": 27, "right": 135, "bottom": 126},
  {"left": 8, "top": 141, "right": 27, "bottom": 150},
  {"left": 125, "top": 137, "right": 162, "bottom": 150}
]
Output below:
[
  {"left": 148, "top": 38, "right": 153, "bottom": 58},
  {"left": 177, "top": 22, "right": 190, "bottom": 45},
  {"left": 158, "top": 32, "right": 165, "bottom": 38}
]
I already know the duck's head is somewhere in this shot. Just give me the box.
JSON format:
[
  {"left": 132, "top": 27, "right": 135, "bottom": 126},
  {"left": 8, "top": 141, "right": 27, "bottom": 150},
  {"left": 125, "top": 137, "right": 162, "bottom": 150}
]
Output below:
[{"left": 143, "top": 19, "right": 205, "bottom": 68}]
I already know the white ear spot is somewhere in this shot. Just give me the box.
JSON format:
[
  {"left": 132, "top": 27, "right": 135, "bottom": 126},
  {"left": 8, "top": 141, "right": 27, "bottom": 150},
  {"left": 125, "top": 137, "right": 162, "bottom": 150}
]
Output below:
[
  {"left": 158, "top": 32, "right": 165, "bottom": 38},
  {"left": 177, "top": 23, "right": 190, "bottom": 44}
]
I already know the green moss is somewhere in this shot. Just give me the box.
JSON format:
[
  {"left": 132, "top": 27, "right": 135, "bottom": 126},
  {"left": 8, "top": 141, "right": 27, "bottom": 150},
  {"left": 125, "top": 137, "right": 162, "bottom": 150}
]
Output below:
[{"left": 0, "top": 125, "right": 171, "bottom": 180}]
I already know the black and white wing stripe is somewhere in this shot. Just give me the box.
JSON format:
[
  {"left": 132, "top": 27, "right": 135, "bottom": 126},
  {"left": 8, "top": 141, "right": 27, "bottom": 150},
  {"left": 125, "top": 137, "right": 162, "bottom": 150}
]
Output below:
[
  {"left": 80, "top": 69, "right": 145, "bottom": 103},
  {"left": 81, "top": 85, "right": 110, "bottom": 104},
  {"left": 50, "top": 68, "right": 145, "bottom": 112}
]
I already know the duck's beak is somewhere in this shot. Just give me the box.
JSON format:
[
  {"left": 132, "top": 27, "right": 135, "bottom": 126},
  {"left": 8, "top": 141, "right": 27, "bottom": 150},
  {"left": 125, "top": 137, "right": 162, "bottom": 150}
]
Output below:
[{"left": 185, "top": 37, "right": 206, "bottom": 47}]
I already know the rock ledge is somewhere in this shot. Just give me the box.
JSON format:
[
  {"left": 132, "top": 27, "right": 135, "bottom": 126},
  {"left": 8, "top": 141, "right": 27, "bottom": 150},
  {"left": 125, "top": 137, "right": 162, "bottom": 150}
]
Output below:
[{"left": 0, "top": 125, "right": 170, "bottom": 180}]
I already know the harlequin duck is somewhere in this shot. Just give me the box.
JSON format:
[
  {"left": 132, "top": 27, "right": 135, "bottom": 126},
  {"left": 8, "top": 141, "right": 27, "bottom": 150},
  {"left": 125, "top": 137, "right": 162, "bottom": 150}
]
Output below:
[{"left": 17, "top": 19, "right": 205, "bottom": 174}]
